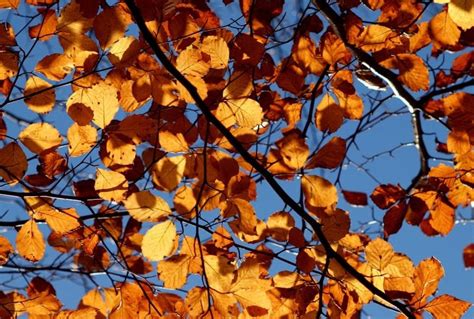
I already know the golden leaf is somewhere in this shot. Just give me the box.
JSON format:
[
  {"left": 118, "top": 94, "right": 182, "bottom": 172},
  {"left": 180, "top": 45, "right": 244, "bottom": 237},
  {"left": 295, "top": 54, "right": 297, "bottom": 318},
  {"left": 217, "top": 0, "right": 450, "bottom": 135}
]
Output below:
[
  {"left": 430, "top": 11, "right": 461, "bottom": 46},
  {"left": 67, "top": 81, "right": 119, "bottom": 129},
  {"left": 24, "top": 76, "right": 55, "bottom": 113},
  {"left": 124, "top": 190, "right": 172, "bottom": 222},
  {"left": 94, "top": 168, "right": 128, "bottom": 202},
  {"left": 16, "top": 220, "right": 45, "bottom": 262},
  {"left": 35, "top": 54, "right": 73, "bottom": 81},
  {"left": 201, "top": 36, "right": 229, "bottom": 69},
  {"left": 42, "top": 208, "right": 81, "bottom": 235},
  {"left": 67, "top": 123, "right": 97, "bottom": 157},
  {"left": 301, "top": 175, "right": 338, "bottom": 212},
  {"left": 19, "top": 123, "right": 62, "bottom": 154},
  {"left": 142, "top": 220, "right": 177, "bottom": 261}
]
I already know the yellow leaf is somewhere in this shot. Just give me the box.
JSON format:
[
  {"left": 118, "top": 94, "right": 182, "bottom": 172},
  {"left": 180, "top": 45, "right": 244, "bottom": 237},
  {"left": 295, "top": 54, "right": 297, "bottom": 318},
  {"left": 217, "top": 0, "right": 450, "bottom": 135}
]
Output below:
[
  {"left": 108, "top": 36, "right": 140, "bottom": 66},
  {"left": 266, "top": 212, "right": 295, "bottom": 242},
  {"left": 105, "top": 134, "right": 136, "bottom": 165},
  {"left": 24, "top": 76, "right": 55, "bottom": 114},
  {"left": 16, "top": 220, "right": 45, "bottom": 262},
  {"left": 185, "top": 287, "right": 210, "bottom": 318},
  {"left": 19, "top": 123, "right": 62, "bottom": 154},
  {"left": 142, "top": 220, "right": 177, "bottom": 261},
  {"left": 203, "top": 255, "right": 235, "bottom": 292},
  {"left": 23, "top": 293, "right": 62, "bottom": 316},
  {"left": 35, "top": 53, "right": 73, "bottom": 81},
  {"left": 430, "top": 11, "right": 461, "bottom": 46},
  {"left": 411, "top": 257, "right": 444, "bottom": 308},
  {"left": 67, "top": 81, "right": 119, "bottom": 129},
  {"left": 447, "top": 0, "right": 474, "bottom": 30},
  {"left": 157, "top": 254, "right": 192, "bottom": 289},
  {"left": 223, "top": 98, "right": 263, "bottom": 128},
  {"left": 0, "top": 142, "right": 27, "bottom": 185},
  {"left": 67, "top": 123, "right": 97, "bottom": 157},
  {"left": 424, "top": 294, "right": 471, "bottom": 319},
  {"left": 201, "top": 36, "right": 229, "bottom": 69},
  {"left": 223, "top": 70, "right": 253, "bottom": 99},
  {"left": 124, "top": 190, "right": 172, "bottom": 222},
  {"left": 176, "top": 45, "right": 210, "bottom": 77},
  {"left": 159, "top": 130, "right": 189, "bottom": 153},
  {"left": 301, "top": 175, "right": 338, "bottom": 212},
  {"left": 42, "top": 208, "right": 81, "bottom": 235},
  {"left": 94, "top": 168, "right": 128, "bottom": 202}
]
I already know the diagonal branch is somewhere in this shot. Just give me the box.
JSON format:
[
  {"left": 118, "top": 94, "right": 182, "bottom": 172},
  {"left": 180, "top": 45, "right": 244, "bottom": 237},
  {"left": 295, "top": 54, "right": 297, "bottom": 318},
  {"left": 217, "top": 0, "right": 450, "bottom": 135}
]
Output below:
[{"left": 124, "top": 1, "right": 415, "bottom": 317}]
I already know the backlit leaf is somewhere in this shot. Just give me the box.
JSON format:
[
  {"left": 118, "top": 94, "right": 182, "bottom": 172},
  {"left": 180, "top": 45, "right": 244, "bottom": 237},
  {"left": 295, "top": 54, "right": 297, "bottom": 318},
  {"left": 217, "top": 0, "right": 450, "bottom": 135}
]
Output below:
[
  {"left": 142, "top": 220, "right": 177, "bottom": 262},
  {"left": 0, "top": 142, "right": 27, "bottom": 185},
  {"left": 19, "top": 123, "right": 62, "bottom": 154},
  {"left": 16, "top": 220, "right": 45, "bottom": 262},
  {"left": 124, "top": 190, "right": 172, "bottom": 222},
  {"left": 94, "top": 168, "right": 128, "bottom": 202},
  {"left": 24, "top": 76, "right": 55, "bottom": 113}
]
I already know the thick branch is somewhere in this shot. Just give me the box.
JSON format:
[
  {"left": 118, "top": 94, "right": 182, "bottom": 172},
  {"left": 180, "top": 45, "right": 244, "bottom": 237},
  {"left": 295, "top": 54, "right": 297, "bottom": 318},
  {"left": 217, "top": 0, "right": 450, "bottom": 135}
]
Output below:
[{"left": 124, "top": 1, "right": 414, "bottom": 317}]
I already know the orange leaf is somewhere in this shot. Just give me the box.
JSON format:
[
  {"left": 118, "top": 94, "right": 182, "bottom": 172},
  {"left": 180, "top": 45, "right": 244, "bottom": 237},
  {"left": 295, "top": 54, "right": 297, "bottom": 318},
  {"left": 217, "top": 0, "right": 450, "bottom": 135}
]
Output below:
[
  {"left": 307, "top": 136, "right": 346, "bottom": 169},
  {"left": 16, "top": 220, "right": 45, "bottom": 262},
  {"left": 276, "top": 129, "right": 309, "bottom": 170},
  {"left": 67, "top": 123, "right": 97, "bottom": 157},
  {"left": 0, "top": 236, "right": 13, "bottom": 265},
  {"left": 370, "top": 184, "right": 405, "bottom": 209},
  {"left": 342, "top": 190, "right": 368, "bottom": 206},
  {"left": 424, "top": 294, "right": 471, "bottom": 319},
  {"left": 429, "top": 11, "right": 461, "bottom": 46},
  {"left": 315, "top": 94, "right": 344, "bottom": 133},
  {"left": 381, "top": 53, "right": 429, "bottom": 91},
  {"left": 0, "top": 142, "right": 27, "bottom": 185},
  {"left": 301, "top": 175, "right": 338, "bottom": 213},
  {"left": 29, "top": 9, "right": 57, "bottom": 41},
  {"left": 410, "top": 257, "right": 444, "bottom": 308},
  {"left": 23, "top": 76, "right": 55, "bottom": 113},
  {"left": 35, "top": 54, "right": 73, "bottom": 81}
]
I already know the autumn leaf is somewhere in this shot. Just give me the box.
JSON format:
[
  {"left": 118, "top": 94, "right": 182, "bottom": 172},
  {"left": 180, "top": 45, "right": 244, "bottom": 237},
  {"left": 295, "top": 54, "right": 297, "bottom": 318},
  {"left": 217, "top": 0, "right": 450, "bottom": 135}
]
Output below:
[
  {"left": 94, "top": 168, "right": 128, "bottom": 202},
  {"left": 301, "top": 175, "right": 338, "bottom": 213},
  {"left": 423, "top": 294, "right": 471, "bottom": 319},
  {"left": 19, "top": 123, "right": 63, "bottom": 154},
  {"left": 123, "top": 190, "right": 172, "bottom": 222},
  {"left": 24, "top": 76, "right": 55, "bottom": 113},
  {"left": 142, "top": 220, "right": 177, "bottom": 261},
  {"left": 67, "top": 123, "right": 97, "bottom": 157},
  {"left": 0, "top": 142, "right": 27, "bottom": 185},
  {"left": 16, "top": 220, "right": 45, "bottom": 262}
]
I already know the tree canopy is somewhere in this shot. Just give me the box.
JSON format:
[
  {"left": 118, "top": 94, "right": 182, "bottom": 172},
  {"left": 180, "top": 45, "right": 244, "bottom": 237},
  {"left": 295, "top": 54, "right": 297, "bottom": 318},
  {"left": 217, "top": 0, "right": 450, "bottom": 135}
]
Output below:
[{"left": 0, "top": 0, "right": 473, "bottom": 318}]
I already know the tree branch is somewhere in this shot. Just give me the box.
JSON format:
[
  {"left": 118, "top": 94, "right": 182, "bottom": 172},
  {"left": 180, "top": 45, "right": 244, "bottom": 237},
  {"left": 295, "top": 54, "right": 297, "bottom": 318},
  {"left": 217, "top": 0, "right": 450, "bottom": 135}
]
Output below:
[{"left": 124, "top": 1, "right": 415, "bottom": 317}]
